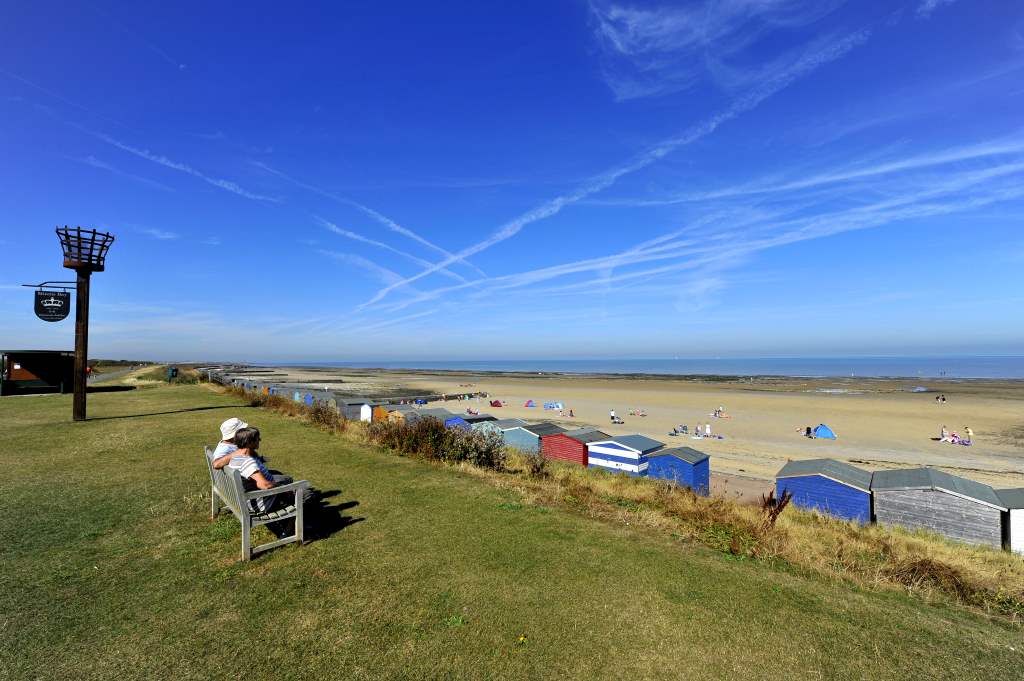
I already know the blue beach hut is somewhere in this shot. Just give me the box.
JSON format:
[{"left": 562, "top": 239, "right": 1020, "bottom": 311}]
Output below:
[
  {"left": 647, "top": 447, "right": 710, "bottom": 494},
  {"left": 503, "top": 422, "right": 566, "bottom": 453},
  {"left": 472, "top": 417, "right": 526, "bottom": 436},
  {"left": 775, "top": 458, "right": 872, "bottom": 522},
  {"left": 587, "top": 435, "right": 665, "bottom": 476}
]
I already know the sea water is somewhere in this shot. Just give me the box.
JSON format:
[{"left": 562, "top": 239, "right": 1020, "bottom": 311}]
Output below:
[{"left": 281, "top": 356, "right": 1024, "bottom": 379}]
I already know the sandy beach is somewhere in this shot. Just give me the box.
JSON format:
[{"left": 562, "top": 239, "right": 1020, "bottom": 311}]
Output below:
[{"left": 229, "top": 366, "right": 1024, "bottom": 498}]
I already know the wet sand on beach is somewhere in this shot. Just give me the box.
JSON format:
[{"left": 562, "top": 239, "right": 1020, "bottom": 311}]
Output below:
[{"left": 235, "top": 366, "right": 1024, "bottom": 499}]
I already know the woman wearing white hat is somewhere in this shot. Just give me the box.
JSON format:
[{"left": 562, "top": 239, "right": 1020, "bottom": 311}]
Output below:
[{"left": 211, "top": 417, "right": 249, "bottom": 469}]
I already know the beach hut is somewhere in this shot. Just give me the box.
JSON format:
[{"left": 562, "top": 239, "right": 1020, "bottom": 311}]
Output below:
[
  {"left": 406, "top": 408, "right": 453, "bottom": 424},
  {"left": 648, "top": 447, "right": 710, "bottom": 495},
  {"left": 997, "top": 489, "right": 1024, "bottom": 554},
  {"left": 587, "top": 435, "right": 664, "bottom": 476},
  {"left": 463, "top": 414, "right": 497, "bottom": 425},
  {"left": 775, "top": 458, "right": 872, "bottom": 522},
  {"left": 871, "top": 468, "right": 1007, "bottom": 548},
  {"left": 333, "top": 398, "right": 368, "bottom": 420},
  {"left": 813, "top": 424, "right": 837, "bottom": 439},
  {"left": 472, "top": 418, "right": 526, "bottom": 436},
  {"left": 303, "top": 392, "right": 314, "bottom": 406},
  {"left": 503, "top": 422, "right": 567, "bottom": 453},
  {"left": 359, "top": 404, "right": 373, "bottom": 422},
  {"left": 540, "top": 427, "right": 608, "bottom": 467},
  {"left": 370, "top": 405, "right": 391, "bottom": 422},
  {"left": 386, "top": 404, "right": 418, "bottom": 423}
]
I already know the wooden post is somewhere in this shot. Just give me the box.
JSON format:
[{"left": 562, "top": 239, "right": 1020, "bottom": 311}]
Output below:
[{"left": 72, "top": 269, "right": 90, "bottom": 422}]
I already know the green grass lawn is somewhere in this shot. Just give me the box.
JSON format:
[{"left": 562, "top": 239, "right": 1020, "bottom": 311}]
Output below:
[{"left": 1, "top": 384, "right": 1021, "bottom": 680}]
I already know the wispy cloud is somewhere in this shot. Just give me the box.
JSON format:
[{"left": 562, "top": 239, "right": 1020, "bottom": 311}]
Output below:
[
  {"left": 89, "top": 6, "right": 187, "bottom": 70},
  {"left": 316, "top": 217, "right": 468, "bottom": 283},
  {"left": 72, "top": 155, "right": 175, "bottom": 192},
  {"left": 252, "top": 162, "right": 485, "bottom": 276},
  {"left": 139, "top": 227, "right": 179, "bottom": 240},
  {"left": 318, "top": 249, "right": 424, "bottom": 297},
  {"left": 367, "top": 139, "right": 1024, "bottom": 319},
  {"left": 917, "top": 0, "right": 956, "bottom": 18},
  {"left": 598, "top": 135, "right": 1024, "bottom": 206},
  {"left": 201, "top": 236, "right": 222, "bottom": 246},
  {"left": 94, "top": 133, "right": 280, "bottom": 202},
  {"left": 589, "top": 0, "right": 847, "bottom": 99},
  {"left": 361, "top": 28, "right": 870, "bottom": 309}
]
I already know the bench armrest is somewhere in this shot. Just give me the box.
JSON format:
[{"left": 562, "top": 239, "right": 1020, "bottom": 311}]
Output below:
[{"left": 245, "top": 480, "right": 311, "bottom": 500}]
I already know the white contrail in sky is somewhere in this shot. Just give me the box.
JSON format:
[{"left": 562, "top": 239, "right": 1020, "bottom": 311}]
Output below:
[
  {"left": 360, "top": 29, "right": 871, "bottom": 308},
  {"left": 253, "top": 161, "right": 486, "bottom": 276}
]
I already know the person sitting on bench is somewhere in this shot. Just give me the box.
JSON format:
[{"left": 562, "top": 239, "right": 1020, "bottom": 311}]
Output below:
[
  {"left": 227, "top": 427, "right": 300, "bottom": 537},
  {"left": 211, "top": 417, "right": 248, "bottom": 470}
]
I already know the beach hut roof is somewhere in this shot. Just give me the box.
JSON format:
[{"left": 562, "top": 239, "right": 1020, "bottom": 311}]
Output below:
[
  {"left": 607, "top": 434, "right": 665, "bottom": 453},
  {"left": 491, "top": 418, "right": 527, "bottom": 429},
  {"left": 522, "top": 423, "right": 568, "bottom": 437},
  {"left": 871, "top": 467, "right": 1005, "bottom": 508},
  {"left": 649, "top": 446, "right": 709, "bottom": 465},
  {"left": 464, "top": 414, "right": 497, "bottom": 423},
  {"left": 385, "top": 404, "right": 418, "bottom": 413},
  {"left": 776, "top": 458, "right": 872, "bottom": 493},
  {"left": 996, "top": 488, "right": 1024, "bottom": 509},
  {"left": 561, "top": 427, "right": 609, "bottom": 444},
  {"left": 418, "top": 407, "right": 453, "bottom": 416}
]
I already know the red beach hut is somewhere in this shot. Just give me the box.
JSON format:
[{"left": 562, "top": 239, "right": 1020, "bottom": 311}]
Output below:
[{"left": 541, "top": 427, "right": 609, "bottom": 467}]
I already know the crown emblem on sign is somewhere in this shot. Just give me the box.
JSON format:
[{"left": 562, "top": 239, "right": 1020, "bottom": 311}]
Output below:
[{"left": 41, "top": 297, "right": 64, "bottom": 308}]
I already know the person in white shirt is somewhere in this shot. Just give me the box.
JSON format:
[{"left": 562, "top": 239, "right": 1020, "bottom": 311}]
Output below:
[
  {"left": 705, "top": 422, "right": 712, "bottom": 438},
  {"left": 211, "top": 417, "right": 248, "bottom": 469},
  {"left": 226, "top": 428, "right": 287, "bottom": 513}
]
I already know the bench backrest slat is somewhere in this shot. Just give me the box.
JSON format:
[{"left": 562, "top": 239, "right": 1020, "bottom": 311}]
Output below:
[{"left": 205, "top": 446, "right": 245, "bottom": 516}]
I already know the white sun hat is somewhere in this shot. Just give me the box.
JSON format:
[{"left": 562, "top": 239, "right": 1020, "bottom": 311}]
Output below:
[{"left": 219, "top": 417, "right": 249, "bottom": 441}]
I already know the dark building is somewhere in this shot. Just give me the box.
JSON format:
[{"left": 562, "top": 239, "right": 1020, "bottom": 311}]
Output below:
[{"left": 0, "top": 350, "right": 74, "bottom": 396}]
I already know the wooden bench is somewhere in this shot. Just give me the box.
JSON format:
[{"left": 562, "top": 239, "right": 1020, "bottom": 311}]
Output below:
[{"left": 204, "top": 446, "right": 310, "bottom": 561}]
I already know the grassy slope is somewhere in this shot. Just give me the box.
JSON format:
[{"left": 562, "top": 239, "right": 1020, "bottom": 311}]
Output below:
[{"left": 0, "top": 385, "right": 1020, "bottom": 681}]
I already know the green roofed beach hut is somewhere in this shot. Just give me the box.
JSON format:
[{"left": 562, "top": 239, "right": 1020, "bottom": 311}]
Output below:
[
  {"left": 872, "top": 468, "right": 1007, "bottom": 549},
  {"left": 503, "top": 422, "right": 567, "bottom": 453},
  {"left": 472, "top": 418, "right": 526, "bottom": 436},
  {"left": 775, "top": 458, "right": 872, "bottom": 523},
  {"left": 997, "top": 488, "right": 1024, "bottom": 555}
]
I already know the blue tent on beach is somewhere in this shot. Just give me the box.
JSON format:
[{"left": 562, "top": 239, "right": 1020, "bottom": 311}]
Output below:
[{"left": 814, "top": 424, "right": 837, "bottom": 440}]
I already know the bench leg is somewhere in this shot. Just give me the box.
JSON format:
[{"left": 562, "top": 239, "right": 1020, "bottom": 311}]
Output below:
[
  {"left": 295, "top": 489, "right": 304, "bottom": 544},
  {"left": 210, "top": 486, "right": 220, "bottom": 519},
  {"left": 241, "top": 518, "right": 252, "bottom": 561}
]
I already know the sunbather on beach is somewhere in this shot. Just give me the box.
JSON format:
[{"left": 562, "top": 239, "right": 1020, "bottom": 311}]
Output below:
[{"left": 939, "top": 425, "right": 952, "bottom": 443}]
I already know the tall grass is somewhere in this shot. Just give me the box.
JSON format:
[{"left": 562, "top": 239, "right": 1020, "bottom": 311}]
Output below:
[
  {"left": 224, "top": 386, "right": 1024, "bottom": 621},
  {"left": 226, "top": 385, "right": 347, "bottom": 434},
  {"left": 365, "top": 418, "right": 506, "bottom": 470}
]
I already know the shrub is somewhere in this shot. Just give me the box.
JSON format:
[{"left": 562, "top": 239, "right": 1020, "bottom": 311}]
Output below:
[{"left": 365, "top": 418, "right": 506, "bottom": 470}]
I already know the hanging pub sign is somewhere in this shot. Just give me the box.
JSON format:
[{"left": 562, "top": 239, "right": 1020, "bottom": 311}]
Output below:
[{"left": 34, "top": 290, "right": 71, "bottom": 322}]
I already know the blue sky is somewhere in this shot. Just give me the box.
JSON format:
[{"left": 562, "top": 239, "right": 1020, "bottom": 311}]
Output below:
[{"left": 2, "top": 0, "right": 1023, "bottom": 361}]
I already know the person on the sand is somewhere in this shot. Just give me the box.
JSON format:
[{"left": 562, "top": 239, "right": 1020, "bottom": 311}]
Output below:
[
  {"left": 939, "top": 425, "right": 951, "bottom": 443},
  {"left": 964, "top": 426, "right": 974, "bottom": 443}
]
